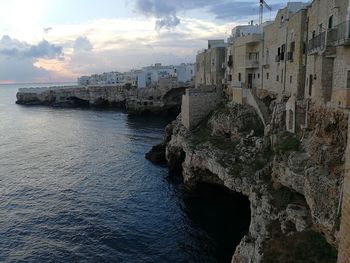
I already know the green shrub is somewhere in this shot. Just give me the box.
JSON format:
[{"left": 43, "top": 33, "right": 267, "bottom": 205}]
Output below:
[{"left": 276, "top": 133, "right": 300, "bottom": 153}]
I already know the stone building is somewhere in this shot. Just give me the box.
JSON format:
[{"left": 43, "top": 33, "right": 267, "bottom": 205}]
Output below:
[
  {"left": 224, "top": 24, "right": 262, "bottom": 101},
  {"left": 195, "top": 40, "right": 226, "bottom": 88},
  {"left": 261, "top": 3, "right": 309, "bottom": 133},
  {"left": 232, "top": 30, "right": 263, "bottom": 90},
  {"left": 263, "top": 3, "right": 308, "bottom": 98},
  {"left": 182, "top": 40, "right": 226, "bottom": 129},
  {"left": 306, "top": 0, "right": 350, "bottom": 110}
]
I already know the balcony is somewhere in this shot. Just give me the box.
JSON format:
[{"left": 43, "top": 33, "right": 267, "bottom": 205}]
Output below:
[
  {"left": 308, "top": 31, "right": 326, "bottom": 54},
  {"left": 246, "top": 60, "right": 259, "bottom": 69},
  {"left": 327, "top": 20, "right": 350, "bottom": 46},
  {"left": 237, "top": 34, "right": 263, "bottom": 45}
]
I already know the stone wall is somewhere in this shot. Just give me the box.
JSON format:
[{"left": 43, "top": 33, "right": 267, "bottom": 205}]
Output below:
[
  {"left": 338, "top": 114, "right": 350, "bottom": 263},
  {"left": 181, "top": 88, "right": 221, "bottom": 130}
]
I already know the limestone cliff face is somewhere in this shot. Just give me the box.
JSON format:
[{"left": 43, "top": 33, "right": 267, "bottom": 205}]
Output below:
[
  {"left": 165, "top": 102, "right": 342, "bottom": 263},
  {"left": 16, "top": 86, "right": 186, "bottom": 115}
]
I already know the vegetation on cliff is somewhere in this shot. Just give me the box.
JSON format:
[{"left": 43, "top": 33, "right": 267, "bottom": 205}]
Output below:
[{"left": 163, "top": 100, "right": 343, "bottom": 263}]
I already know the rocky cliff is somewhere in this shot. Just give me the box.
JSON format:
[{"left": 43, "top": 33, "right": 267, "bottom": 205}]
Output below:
[
  {"left": 16, "top": 85, "right": 187, "bottom": 115},
  {"left": 162, "top": 101, "right": 344, "bottom": 263}
]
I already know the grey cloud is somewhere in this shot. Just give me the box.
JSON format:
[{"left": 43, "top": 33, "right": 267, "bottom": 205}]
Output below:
[
  {"left": 136, "top": 0, "right": 286, "bottom": 28},
  {"left": 155, "top": 15, "right": 180, "bottom": 30},
  {"left": 0, "top": 35, "right": 64, "bottom": 83},
  {"left": 0, "top": 56, "right": 51, "bottom": 83},
  {"left": 44, "top": 27, "right": 53, "bottom": 33},
  {"left": 136, "top": 0, "right": 212, "bottom": 29},
  {"left": 25, "top": 40, "right": 63, "bottom": 59},
  {"left": 73, "top": 36, "right": 93, "bottom": 52},
  {"left": 0, "top": 36, "right": 63, "bottom": 60},
  {"left": 208, "top": 2, "right": 284, "bottom": 20}
]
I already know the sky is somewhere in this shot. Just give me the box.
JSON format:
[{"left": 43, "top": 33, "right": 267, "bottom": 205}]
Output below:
[{"left": 0, "top": 0, "right": 300, "bottom": 83}]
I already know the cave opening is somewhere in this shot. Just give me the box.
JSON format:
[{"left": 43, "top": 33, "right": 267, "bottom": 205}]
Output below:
[{"left": 182, "top": 181, "right": 251, "bottom": 263}]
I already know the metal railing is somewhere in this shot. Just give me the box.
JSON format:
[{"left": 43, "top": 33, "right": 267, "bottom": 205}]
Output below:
[
  {"left": 308, "top": 31, "right": 326, "bottom": 53},
  {"left": 327, "top": 20, "right": 350, "bottom": 46}
]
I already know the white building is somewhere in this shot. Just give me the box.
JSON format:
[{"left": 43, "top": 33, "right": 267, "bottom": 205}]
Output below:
[{"left": 78, "top": 62, "right": 195, "bottom": 88}]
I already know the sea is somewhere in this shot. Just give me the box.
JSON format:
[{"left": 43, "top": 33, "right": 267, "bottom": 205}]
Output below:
[{"left": 0, "top": 83, "right": 250, "bottom": 263}]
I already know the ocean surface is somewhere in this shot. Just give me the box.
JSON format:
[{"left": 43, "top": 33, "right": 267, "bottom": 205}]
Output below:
[{"left": 0, "top": 83, "right": 250, "bottom": 263}]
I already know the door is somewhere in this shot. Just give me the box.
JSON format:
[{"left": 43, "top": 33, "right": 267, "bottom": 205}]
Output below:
[{"left": 248, "top": 74, "right": 253, "bottom": 89}]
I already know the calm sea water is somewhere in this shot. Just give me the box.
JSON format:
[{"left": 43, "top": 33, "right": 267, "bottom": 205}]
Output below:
[{"left": 0, "top": 83, "right": 250, "bottom": 263}]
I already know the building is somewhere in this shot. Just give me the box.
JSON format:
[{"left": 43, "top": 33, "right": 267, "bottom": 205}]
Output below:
[
  {"left": 77, "top": 63, "right": 195, "bottom": 89},
  {"left": 263, "top": 3, "right": 307, "bottom": 98},
  {"left": 182, "top": 1, "right": 350, "bottom": 262},
  {"left": 195, "top": 40, "right": 227, "bottom": 88},
  {"left": 305, "top": 0, "right": 350, "bottom": 109}
]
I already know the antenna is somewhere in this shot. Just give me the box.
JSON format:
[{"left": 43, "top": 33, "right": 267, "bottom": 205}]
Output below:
[{"left": 259, "top": 0, "right": 272, "bottom": 25}]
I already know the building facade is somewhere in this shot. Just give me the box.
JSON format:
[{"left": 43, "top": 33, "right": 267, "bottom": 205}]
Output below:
[
  {"left": 195, "top": 40, "right": 226, "bottom": 88},
  {"left": 78, "top": 63, "right": 195, "bottom": 89}
]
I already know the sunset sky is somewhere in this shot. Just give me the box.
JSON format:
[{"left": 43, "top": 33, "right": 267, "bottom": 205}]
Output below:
[{"left": 0, "top": 0, "right": 295, "bottom": 83}]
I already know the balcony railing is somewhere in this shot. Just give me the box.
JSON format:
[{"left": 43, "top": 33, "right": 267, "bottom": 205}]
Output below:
[
  {"left": 308, "top": 31, "right": 326, "bottom": 54},
  {"left": 327, "top": 20, "right": 350, "bottom": 46},
  {"left": 246, "top": 60, "right": 259, "bottom": 68}
]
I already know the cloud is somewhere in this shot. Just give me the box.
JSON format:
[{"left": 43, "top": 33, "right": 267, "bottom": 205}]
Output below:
[
  {"left": 136, "top": 0, "right": 285, "bottom": 29},
  {"left": 155, "top": 15, "right": 180, "bottom": 30},
  {"left": 136, "top": 0, "right": 208, "bottom": 29},
  {"left": 208, "top": 1, "right": 284, "bottom": 20},
  {"left": 0, "top": 16, "right": 229, "bottom": 82},
  {"left": 0, "top": 35, "right": 63, "bottom": 59},
  {"left": 73, "top": 36, "right": 93, "bottom": 52},
  {"left": 0, "top": 35, "right": 64, "bottom": 83},
  {"left": 43, "top": 27, "right": 53, "bottom": 33}
]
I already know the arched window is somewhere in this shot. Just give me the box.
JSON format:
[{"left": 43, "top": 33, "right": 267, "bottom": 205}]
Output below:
[{"left": 328, "top": 15, "right": 333, "bottom": 29}]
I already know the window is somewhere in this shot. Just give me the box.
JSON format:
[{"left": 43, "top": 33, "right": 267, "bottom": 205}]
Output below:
[
  {"left": 276, "top": 75, "right": 279, "bottom": 82},
  {"left": 228, "top": 74, "right": 232, "bottom": 81},
  {"left": 254, "top": 74, "right": 256, "bottom": 79},
  {"left": 258, "top": 73, "right": 260, "bottom": 79},
  {"left": 238, "top": 73, "right": 241, "bottom": 82},
  {"left": 267, "top": 72, "right": 269, "bottom": 80},
  {"left": 290, "top": 75, "right": 293, "bottom": 83},
  {"left": 328, "top": 15, "right": 333, "bottom": 29}
]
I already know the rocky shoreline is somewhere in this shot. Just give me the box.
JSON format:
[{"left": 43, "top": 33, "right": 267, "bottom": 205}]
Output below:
[
  {"left": 148, "top": 100, "right": 344, "bottom": 263},
  {"left": 16, "top": 85, "right": 187, "bottom": 116}
]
